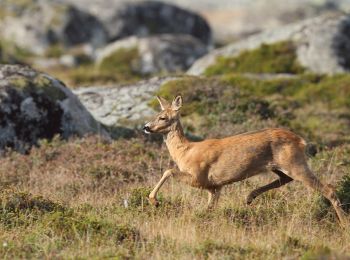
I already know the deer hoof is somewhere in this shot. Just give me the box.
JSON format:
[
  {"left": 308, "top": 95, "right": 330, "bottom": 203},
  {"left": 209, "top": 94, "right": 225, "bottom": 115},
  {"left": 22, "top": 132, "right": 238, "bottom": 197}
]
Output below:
[
  {"left": 149, "top": 197, "right": 159, "bottom": 207},
  {"left": 246, "top": 196, "right": 254, "bottom": 205}
]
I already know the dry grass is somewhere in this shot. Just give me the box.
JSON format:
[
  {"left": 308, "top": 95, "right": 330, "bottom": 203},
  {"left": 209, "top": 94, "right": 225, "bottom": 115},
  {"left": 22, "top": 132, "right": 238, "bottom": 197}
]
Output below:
[{"left": 0, "top": 135, "right": 349, "bottom": 259}]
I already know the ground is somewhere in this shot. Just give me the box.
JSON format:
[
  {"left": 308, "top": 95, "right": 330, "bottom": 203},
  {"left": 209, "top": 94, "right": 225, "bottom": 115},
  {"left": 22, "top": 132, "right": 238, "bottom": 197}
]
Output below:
[
  {"left": 1, "top": 41, "right": 350, "bottom": 259},
  {"left": 0, "top": 136, "right": 349, "bottom": 259}
]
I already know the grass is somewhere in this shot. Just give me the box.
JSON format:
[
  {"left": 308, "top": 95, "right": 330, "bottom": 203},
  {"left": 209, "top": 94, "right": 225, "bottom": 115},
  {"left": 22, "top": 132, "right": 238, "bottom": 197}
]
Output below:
[
  {"left": 1, "top": 28, "right": 350, "bottom": 259},
  {"left": 0, "top": 136, "right": 349, "bottom": 258},
  {"left": 150, "top": 74, "right": 350, "bottom": 146},
  {"left": 205, "top": 41, "right": 305, "bottom": 76},
  {"left": 43, "top": 47, "right": 143, "bottom": 87}
]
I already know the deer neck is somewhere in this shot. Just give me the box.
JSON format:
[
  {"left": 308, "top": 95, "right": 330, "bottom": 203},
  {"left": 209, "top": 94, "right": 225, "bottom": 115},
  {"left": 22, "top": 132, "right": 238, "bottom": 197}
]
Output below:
[{"left": 164, "top": 120, "right": 189, "bottom": 163}]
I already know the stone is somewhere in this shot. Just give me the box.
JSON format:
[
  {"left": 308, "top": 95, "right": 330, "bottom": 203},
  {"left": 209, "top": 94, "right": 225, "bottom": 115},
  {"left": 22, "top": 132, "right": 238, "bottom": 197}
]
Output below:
[
  {"left": 73, "top": 77, "right": 179, "bottom": 127},
  {"left": 0, "top": 64, "right": 109, "bottom": 153},
  {"left": 96, "top": 34, "right": 208, "bottom": 75},
  {"left": 188, "top": 13, "right": 350, "bottom": 75},
  {"left": 0, "top": 0, "right": 107, "bottom": 55},
  {"left": 84, "top": 0, "right": 212, "bottom": 46}
]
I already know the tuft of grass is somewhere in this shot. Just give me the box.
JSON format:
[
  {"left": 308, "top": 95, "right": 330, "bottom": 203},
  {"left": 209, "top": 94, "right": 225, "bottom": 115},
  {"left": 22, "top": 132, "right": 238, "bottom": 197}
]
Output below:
[
  {"left": 40, "top": 211, "right": 139, "bottom": 244},
  {"left": 205, "top": 41, "right": 305, "bottom": 76},
  {"left": 301, "top": 246, "right": 332, "bottom": 260},
  {"left": 0, "top": 189, "right": 65, "bottom": 228}
]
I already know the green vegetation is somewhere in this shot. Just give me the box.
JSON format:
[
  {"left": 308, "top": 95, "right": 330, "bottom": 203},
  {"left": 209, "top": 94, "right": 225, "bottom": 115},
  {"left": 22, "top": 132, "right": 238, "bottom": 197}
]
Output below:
[
  {"left": 0, "top": 136, "right": 349, "bottom": 258},
  {"left": 9, "top": 75, "right": 67, "bottom": 101},
  {"left": 1, "top": 34, "right": 350, "bottom": 258},
  {"left": 205, "top": 41, "right": 305, "bottom": 75},
  {"left": 150, "top": 73, "right": 350, "bottom": 145},
  {"left": 45, "top": 47, "right": 143, "bottom": 87},
  {"left": 0, "top": 40, "right": 34, "bottom": 64}
]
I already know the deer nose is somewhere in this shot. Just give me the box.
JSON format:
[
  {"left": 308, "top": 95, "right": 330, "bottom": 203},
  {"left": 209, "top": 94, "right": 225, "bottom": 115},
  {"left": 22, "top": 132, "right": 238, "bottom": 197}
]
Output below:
[{"left": 143, "top": 125, "right": 151, "bottom": 133}]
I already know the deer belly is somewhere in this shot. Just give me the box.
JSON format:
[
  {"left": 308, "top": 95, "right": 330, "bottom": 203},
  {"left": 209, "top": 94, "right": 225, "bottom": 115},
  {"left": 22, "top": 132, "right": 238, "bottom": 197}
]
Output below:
[{"left": 208, "top": 157, "right": 268, "bottom": 186}]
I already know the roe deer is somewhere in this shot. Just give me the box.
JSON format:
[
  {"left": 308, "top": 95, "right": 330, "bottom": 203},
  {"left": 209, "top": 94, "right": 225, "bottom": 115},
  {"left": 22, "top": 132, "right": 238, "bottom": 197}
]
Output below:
[{"left": 143, "top": 95, "right": 348, "bottom": 227}]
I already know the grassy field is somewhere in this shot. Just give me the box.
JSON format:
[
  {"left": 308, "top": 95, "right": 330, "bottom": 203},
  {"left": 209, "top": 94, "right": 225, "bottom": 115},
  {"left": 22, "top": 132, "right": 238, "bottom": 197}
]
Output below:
[
  {"left": 1, "top": 41, "right": 350, "bottom": 259},
  {"left": 0, "top": 136, "right": 349, "bottom": 259}
]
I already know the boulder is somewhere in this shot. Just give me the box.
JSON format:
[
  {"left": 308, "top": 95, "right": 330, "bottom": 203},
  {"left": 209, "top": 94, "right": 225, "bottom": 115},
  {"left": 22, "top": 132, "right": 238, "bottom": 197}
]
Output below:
[
  {"left": 0, "top": 64, "right": 109, "bottom": 153},
  {"left": 73, "top": 77, "right": 178, "bottom": 127},
  {"left": 188, "top": 13, "right": 350, "bottom": 75},
  {"left": 96, "top": 34, "right": 208, "bottom": 75},
  {"left": 60, "top": 0, "right": 350, "bottom": 44},
  {"left": 98, "top": 1, "right": 212, "bottom": 46},
  {"left": 0, "top": 0, "right": 107, "bottom": 55}
]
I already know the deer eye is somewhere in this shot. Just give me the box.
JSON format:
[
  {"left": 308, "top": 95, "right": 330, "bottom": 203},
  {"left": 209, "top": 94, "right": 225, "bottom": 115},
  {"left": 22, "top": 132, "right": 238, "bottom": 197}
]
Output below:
[{"left": 159, "top": 117, "right": 167, "bottom": 121}]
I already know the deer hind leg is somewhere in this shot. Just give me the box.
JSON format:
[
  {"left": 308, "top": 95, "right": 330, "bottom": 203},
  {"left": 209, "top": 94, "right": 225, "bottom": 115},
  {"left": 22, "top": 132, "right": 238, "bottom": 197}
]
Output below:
[
  {"left": 286, "top": 164, "right": 348, "bottom": 227},
  {"left": 149, "top": 168, "right": 193, "bottom": 206},
  {"left": 207, "top": 187, "right": 222, "bottom": 210},
  {"left": 246, "top": 169, "right": 293, "bottom": 205}
]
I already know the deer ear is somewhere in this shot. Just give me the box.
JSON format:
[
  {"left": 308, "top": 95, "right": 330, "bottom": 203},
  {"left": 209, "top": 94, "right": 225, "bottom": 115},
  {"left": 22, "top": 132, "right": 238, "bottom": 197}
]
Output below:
[
  {"left": 156, "top": 96, "right": 170, "bottom": 110},
  {"left": 171, "top": 95, "right": 183, "bottom": 111}
]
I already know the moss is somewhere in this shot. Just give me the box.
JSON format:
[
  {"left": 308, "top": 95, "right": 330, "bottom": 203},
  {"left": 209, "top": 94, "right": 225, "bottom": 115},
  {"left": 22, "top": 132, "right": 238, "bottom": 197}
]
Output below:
[
  {"left": 0, "top": 40, "right": 34, "bottom": 64},
  {"left": 34, "top": 75, "right": 67, "bottom": 100},
  {"left": 98, "top": 47, "right": 141, "bottom": 81},
  {"left": 45, "top": 44, "right": 65, "bottom": 58},
  {"left": 49, "top": 48, "right": 142, "bottom": 87},
  {"left": 9, "top": 75, "right": 66, "bottom": 101},
  {"left": 205, "top": 41, "right": 305, "bottom": 76}
]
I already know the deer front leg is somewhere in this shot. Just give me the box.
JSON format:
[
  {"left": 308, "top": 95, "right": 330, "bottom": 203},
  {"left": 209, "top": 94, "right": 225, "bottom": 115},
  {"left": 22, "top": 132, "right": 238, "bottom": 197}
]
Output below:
[
  {"left": 207, "top": 187, "right": 222, "bottom": 210},
  {"left": 149, "top": 168, "right": 193, "bottom": 206}
]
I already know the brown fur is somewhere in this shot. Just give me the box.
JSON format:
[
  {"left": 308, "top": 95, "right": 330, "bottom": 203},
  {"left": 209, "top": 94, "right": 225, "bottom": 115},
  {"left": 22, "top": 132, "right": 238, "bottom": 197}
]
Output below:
[{"left": 144, "top": 95, "right": 348, "bottom": 227}]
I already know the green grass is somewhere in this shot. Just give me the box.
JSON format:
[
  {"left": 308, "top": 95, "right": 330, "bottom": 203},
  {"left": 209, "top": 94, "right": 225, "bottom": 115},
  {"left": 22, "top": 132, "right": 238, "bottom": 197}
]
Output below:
[
  {"left": 205, "top": 41, "right": 305, "bottom": 76},
  {"left": 44, "top": 47, "right": 143, "bottom": 87},
  {"left": 0, "top": 136, "right": 349, "bottom": 258},
  {"left": 149, "top": 74, "right": 350, "bottom": 145}
]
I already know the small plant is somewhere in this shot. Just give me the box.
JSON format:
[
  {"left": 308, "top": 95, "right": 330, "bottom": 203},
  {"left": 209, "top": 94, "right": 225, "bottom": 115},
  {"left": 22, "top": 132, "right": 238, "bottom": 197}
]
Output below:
[
  {"left": 128, "top": 187, "right": 155, "bottom": 209},
  {"left": 0, "top": 189, "right": 65, "bottom": 228},
  {"left": 40, "top": 211, "right": 140, "bottom": 243},
  {"left": 313, "top": 174, "right": 350, "bottom": 220}
]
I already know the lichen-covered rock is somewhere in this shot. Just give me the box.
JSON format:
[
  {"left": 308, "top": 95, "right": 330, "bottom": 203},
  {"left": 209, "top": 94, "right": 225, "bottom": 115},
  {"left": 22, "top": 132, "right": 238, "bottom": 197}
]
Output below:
[
  {"left": 188, "top": 13, "right": 350, "bottom": 75},
  {"left": 0, "top": 0, "right": 107, "bottom": 55},
  {"left": 96, "top": 34, "right": 208, "bottom": 75},
  {"left": 100, "top": 1, "right": 212, "bottom": 46},
  {"left": 73, "top": 77, "right": 179, "bottom": 127},
  {"left": 0, "top": 64, "right": 109, "bottom": 153}
]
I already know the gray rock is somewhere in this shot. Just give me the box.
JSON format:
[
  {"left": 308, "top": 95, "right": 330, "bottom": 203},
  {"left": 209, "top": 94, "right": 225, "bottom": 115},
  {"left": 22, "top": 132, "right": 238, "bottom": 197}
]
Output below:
[
  {"left": 60, "top": 0, "right": 350, "bottom": 44},
  {"left": 0, "top": 64, "right": 109, "bottom": 153},
  {"left": 96, "top": 34, "right": 208, "bottom": 75},
  {"left": 0, "top": 0, "right": 107, "bottom": 55},
  {"left": 188, "top": 13, "right": 350, "bottom": 75},
  {"left": 100, "top": 1, "right": 212, "bottom": 46},
  {"left": 73, "top": 77, "right": 179, "bottom": 127}
]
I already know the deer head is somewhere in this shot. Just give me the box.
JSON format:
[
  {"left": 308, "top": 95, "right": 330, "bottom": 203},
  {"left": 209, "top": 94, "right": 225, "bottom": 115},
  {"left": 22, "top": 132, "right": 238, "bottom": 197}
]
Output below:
[{"left": 143, "top": 95, "right": 183, "bottom": 134}]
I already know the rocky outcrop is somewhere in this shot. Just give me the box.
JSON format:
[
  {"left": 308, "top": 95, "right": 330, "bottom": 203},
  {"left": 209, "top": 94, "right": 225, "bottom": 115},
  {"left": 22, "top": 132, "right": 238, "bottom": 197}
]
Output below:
[
  {"left": 61, "top": 0, "right": 350, "bottom": 44},
  {"left": 95, "top": 1, "right": 212, "bottom": 45},
  {"left": 0, "top": 65, "right": 109, "bottom": 153},
  {"left": 188, "top": 13, "right": 350, "bottom": 75},
  {"left": 96, "top": 34, "right": 208, "bottom": 75},
  {"left": 0, "top": 0, "right": 107, "bottom": 55},
  {"left": 73, "top": 77, "right": 178, "bottom": 127}
]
